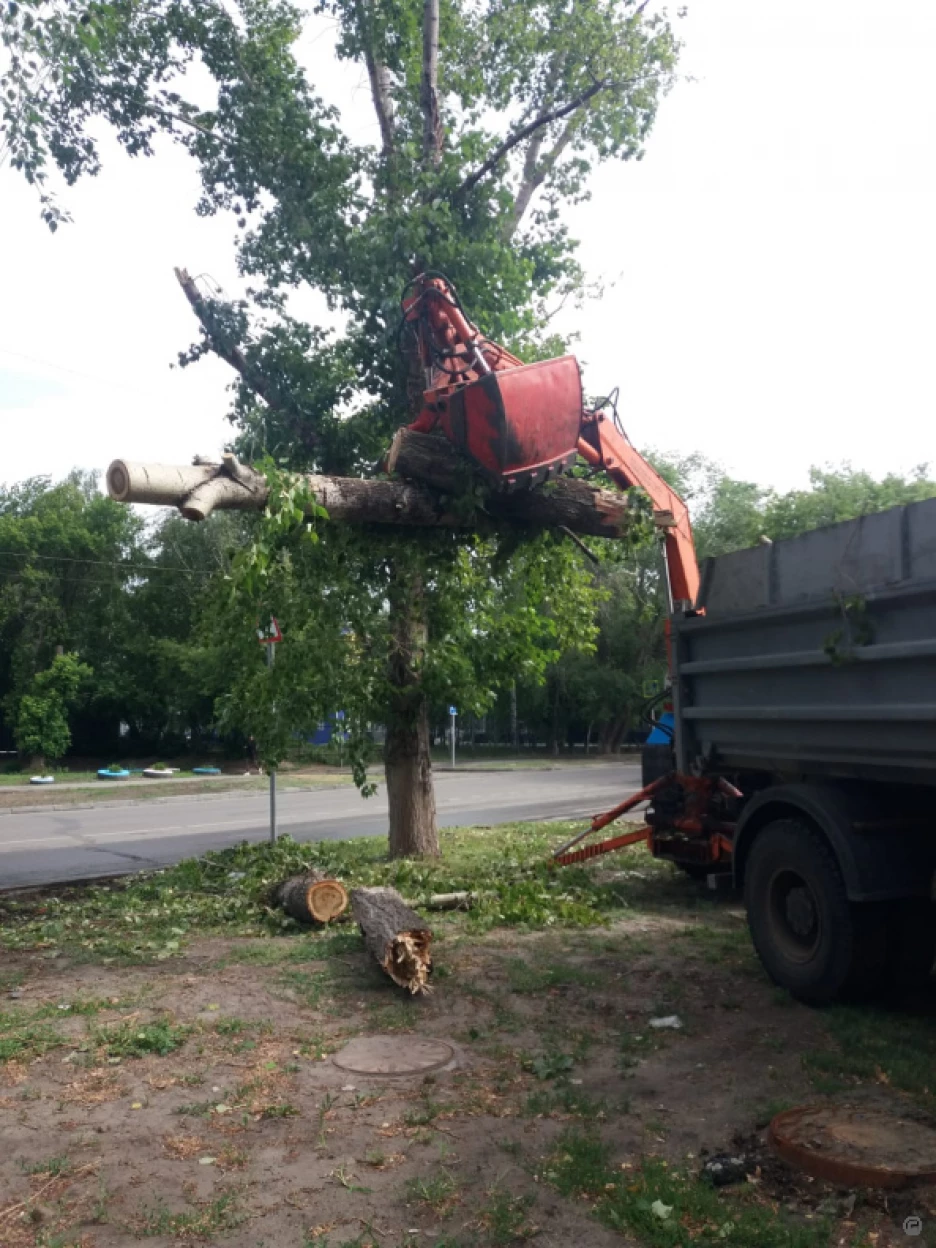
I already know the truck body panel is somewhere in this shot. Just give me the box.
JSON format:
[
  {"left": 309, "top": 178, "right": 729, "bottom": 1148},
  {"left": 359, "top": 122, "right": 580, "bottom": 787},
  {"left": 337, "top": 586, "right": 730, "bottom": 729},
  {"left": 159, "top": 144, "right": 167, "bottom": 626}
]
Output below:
[{"left": 671, "top": 497, "right": 936, "bottom": 786}]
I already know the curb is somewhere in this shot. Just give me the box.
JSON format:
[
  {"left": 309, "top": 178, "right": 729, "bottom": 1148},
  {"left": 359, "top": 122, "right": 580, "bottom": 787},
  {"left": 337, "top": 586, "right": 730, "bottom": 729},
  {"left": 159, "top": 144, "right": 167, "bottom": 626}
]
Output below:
[{"left": 0, "top": 781, "right": 354, "bottom": 817}]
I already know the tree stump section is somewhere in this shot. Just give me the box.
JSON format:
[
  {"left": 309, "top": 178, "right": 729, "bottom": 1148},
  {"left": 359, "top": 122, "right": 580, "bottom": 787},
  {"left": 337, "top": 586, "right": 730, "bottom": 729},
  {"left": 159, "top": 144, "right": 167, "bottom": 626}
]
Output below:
[
  {"left": 271, "top": 871, "right": 349, "bottom": 925},
  {"left": 351, "top": 886, "right": 433, "bottom": 994}
]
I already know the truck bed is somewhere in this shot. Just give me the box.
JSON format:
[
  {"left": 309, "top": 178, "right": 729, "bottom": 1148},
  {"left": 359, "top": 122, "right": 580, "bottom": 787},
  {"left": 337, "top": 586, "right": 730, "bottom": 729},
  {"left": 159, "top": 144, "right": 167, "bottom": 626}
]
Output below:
[{"left": 672, "top": 497, "right": 936, "bottom": 785}]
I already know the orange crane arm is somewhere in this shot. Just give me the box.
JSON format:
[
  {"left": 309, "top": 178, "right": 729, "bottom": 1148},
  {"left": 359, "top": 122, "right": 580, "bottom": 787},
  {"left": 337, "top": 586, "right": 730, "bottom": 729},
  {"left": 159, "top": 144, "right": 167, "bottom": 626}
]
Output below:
[
  {"left": 399, "top": 272, "right": 701, "bottom": 612},
  {"left": 576, "top": 412, "right": 700, "bottom": 610}
]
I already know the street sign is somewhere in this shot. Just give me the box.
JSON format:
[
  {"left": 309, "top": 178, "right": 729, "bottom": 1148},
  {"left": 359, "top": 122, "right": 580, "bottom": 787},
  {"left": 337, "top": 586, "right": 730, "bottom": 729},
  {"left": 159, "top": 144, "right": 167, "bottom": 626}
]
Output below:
[
  {"left": 257, "top": 617, "right": 282, "bottom": 645},
  {"left": 449, "top": 706, "right": 457, "bottom": 716}
]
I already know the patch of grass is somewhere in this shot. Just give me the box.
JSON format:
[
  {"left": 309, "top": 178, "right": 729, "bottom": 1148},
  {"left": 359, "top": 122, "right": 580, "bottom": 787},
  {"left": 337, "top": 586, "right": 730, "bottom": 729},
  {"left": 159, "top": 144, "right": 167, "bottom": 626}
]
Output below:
[
  {"left": 133, "top": 1189, "right": 245, "bottom": 1238},
  {"left": 505, "top": 956, "right": 600, "bottom": 994},
  {"left": 0, "top": 822, "right": 667, "bottom": 966},
  {"left": 669, "top": 921, "right": 757, "bottom": 969},
  {"left": 619, "top": 1026, "right": 663, "bottom": 1070},
  {"left": 94, "top": 1018, "right": 190, "bottom": 1059},
  {"left": 804, "top": 1003, "right": 936, "bottom": 1112},
  {"left": 478, "top": 1185, "right": 537, "bottom": 1244},
  {"left": 520, "top": 1049, "right": 575, "bottom": 1080},
  {"left": 174, "top": 1099, "right": 217, "bottom": 1117},
  {"left": 20, "top": 1153, "right": 71, "bottom": 1176},
  {"left": 260, "top": 1100, "right": 299, "bottom": 1119},
  {"left": 0, "top": 1015, "right": 64, "bottom": 1062},
  {"left": 404, "top": 1092, "right": 443, "bottom": 1127},
  {"left": 542, "top": 1128, "right": 829, "bottom": 1247},
  {"left": 405, "top": 1169, "right": 461, "bottom": 1216},
  {"left": 524, "top": 1085, "right": 599, "bottom": 1119}
]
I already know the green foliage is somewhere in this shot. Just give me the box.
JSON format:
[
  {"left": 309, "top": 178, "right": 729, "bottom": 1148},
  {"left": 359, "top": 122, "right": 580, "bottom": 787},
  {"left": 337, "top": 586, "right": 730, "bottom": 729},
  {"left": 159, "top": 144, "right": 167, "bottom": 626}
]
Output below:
[
  {"left": 93, "top": 1018, "right": 190, "bottom": 1058},
  {"left": 0, "top": 824, "right": 673, "bottom": 963},
  {"left": 2, "top": 0, "right": 678, "bottom": 819},
  {"left": 11, "top": 652, "right": 91, "bottom": 763},
  {"left": 215, "top": 503, "right": 603, "bottom": 779}
]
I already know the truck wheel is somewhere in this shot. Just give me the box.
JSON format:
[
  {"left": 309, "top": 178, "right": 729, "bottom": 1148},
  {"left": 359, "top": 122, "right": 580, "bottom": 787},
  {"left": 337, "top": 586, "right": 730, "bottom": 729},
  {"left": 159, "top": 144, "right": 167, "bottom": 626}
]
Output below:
[{"left": 744, "top": 819, "right": 880, "bottom": 1005}]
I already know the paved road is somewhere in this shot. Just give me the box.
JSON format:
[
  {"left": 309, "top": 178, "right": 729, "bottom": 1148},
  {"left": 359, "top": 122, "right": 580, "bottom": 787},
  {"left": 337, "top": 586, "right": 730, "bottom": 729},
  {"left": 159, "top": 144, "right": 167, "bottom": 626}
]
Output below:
[{"left": 0, "top": 764, "right": 641, "bottom": 890}]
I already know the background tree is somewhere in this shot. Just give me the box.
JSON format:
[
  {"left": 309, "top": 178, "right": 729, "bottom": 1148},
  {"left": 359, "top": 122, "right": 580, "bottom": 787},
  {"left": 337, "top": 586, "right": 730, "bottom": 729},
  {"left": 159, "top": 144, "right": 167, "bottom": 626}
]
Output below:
[
  {"left": 12, "top": 652, "right": 92, "bottom": 769},
  {"left": 3, "top": 0, "right": 681, "bottom": 855}
]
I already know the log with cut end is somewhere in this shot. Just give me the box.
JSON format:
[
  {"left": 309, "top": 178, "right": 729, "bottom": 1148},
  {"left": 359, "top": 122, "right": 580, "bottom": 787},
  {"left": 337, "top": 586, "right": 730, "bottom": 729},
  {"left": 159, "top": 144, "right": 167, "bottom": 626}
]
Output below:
[
  {"left": 271, "top": 870, "right": 349, "bottom": 925},
  {"left": 351, "top": 886, "right": 433, "bottom": 994},
  {"left": 106, "top": 444, "right": 633, "bottom": 539}
]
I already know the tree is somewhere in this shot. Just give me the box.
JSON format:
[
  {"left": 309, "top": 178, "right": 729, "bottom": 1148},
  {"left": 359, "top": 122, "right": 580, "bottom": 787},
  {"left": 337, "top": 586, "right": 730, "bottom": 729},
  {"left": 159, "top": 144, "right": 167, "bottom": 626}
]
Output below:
[
  {"left": 0, "top": 472, "right": 143, "bottom": 753},
  {"left": 12, "top": 652, "right": 92, "bottom": 768},
  {"left": 4, "top": 0, "right": 682, "bottom": 854}
]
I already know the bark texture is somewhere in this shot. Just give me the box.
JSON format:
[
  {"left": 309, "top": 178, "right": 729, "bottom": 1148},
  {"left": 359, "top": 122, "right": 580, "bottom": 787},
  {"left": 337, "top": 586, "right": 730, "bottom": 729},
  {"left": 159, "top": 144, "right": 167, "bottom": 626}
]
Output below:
[
  {"left": 385, "top": 565, "right": 439, "bottom": 859},
  {"left": 351, "top": 886, "right": 433, "bottom": 993},
  {"left": 271, "top": 870, "right": 349, "bottom": 924}
]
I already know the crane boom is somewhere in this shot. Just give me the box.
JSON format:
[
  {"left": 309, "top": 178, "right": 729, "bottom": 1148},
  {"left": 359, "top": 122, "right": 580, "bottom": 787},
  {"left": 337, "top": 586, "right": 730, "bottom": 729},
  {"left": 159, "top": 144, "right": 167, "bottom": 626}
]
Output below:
[{"left": 400, "top": 272, "right": 700, "bottom": 610}]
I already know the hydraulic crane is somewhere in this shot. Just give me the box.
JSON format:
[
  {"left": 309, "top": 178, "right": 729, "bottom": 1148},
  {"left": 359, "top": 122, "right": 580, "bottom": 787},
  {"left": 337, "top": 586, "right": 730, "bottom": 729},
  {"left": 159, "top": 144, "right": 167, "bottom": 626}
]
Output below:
[
  {"left": 398, "top": 272, "right": 739, "bottom": 872},
  {"left": 401, "top": 272, "right": 700, "bottom": 610}
]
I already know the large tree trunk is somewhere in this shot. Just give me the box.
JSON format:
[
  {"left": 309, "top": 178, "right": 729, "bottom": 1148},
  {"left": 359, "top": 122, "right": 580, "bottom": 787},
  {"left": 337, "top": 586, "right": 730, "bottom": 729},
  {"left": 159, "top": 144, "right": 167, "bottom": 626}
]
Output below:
[
  {"left": 106, "top": 444, "right": 634, "bottom": 539},
  {"left": 351, "top": 886, "right": 433, "bottom": 993},
  {"left": 385, "top": 564, "right": 439, "bottom": 859}
]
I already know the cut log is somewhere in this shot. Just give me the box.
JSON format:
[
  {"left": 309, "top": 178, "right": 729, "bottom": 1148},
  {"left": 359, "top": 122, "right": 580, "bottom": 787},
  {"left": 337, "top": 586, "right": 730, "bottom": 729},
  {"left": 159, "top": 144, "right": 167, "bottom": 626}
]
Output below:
[
  {"left": 271, "top": 870, "right": 349, "bottom": 925},
  {"left": 106, "top": 449, "right": 633, "bottom": 539},
  {"left": 386, "top": 427, "right": 633, "bottom": 537},
  {"left": 351, "top": 886, "right": 433, "bottom": 994}
]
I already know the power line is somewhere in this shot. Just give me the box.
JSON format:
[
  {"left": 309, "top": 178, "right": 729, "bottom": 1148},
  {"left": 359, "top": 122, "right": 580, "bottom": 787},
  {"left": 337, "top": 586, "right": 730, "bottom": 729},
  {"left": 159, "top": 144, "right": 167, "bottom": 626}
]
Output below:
[{"left": 0, "top": 549, "right": 222, "bottom": 576}]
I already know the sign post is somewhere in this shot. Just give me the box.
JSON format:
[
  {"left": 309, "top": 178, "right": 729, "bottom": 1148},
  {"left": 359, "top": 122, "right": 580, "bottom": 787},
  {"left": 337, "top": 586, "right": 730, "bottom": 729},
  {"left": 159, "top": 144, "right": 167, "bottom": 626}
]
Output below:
[
  {"left": 449, "top": 706, "right": 457, "bottom": 768},
  {"left": 258, "top": 618, "right": 283, "bottom": 844}
]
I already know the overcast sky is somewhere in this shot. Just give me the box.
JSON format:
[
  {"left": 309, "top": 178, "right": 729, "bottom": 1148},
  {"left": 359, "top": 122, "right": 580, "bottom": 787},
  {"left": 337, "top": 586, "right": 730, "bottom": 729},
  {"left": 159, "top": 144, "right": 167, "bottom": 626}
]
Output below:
[{"left": 1, "top": 0, "right": 934, "bottom": 492}]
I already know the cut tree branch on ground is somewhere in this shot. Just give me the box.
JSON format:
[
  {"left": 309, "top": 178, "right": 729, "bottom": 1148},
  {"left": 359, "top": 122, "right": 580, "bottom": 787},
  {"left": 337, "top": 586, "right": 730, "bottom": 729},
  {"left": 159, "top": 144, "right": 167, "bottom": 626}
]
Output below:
[
  {"left": 106, "top": 440, "right": 633, "bottom": 539},
  {"left": 351, "top": 886, "right": 433, "bottom": 994},
  {"left": 271, "top": 871, "right": 349, "bottom": 925}
]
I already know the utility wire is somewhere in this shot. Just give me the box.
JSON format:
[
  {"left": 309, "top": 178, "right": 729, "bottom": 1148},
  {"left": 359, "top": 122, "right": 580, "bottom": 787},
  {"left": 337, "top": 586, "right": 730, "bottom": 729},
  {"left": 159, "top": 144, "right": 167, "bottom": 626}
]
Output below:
[{"left": 0, "top": 549, "right": 222, "bottom": 576}]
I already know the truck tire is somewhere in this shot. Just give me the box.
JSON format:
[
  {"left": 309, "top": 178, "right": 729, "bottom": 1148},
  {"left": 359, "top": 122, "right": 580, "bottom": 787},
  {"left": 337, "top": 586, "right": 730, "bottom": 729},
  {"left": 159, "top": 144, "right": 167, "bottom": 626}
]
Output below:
[{"left": 744, "top": 818, "right": 884, "bottom": 1005}]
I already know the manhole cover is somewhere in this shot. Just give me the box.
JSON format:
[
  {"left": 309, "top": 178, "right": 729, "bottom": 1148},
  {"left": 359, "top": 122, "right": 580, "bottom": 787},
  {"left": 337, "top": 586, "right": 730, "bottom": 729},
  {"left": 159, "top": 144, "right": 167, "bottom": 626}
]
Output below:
[
  {"left": 332, "top": 1036, "right": 455, "bottom": 1077},
  {"left": 769, "top": 1105, "right": 936, "bottom": 1189}
]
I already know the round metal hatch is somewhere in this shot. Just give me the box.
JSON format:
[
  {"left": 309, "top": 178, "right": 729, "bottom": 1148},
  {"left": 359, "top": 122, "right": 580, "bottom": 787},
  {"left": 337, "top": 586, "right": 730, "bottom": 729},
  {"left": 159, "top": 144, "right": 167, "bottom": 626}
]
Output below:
[
  {"left": 332, "top": 1035, "right": 455, "bottom": 1077},
  {"left": 769, "top": 1104, "right": 936, "bottom": 1189}
]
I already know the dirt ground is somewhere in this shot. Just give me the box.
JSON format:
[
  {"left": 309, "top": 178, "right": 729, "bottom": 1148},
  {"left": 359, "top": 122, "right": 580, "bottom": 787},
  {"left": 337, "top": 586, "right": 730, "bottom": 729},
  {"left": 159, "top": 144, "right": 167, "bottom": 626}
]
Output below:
[{"left": 1, "top": 879, "right": 934, "bottom": 1248}]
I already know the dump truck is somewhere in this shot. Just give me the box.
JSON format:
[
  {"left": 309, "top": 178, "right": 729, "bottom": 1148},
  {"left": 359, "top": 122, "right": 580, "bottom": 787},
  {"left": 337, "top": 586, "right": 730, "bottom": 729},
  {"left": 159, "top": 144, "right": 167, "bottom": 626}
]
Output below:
[
  {"left": 397, "top": 271, "right": 936, "bottom": 1003},
  {"left": 655, "top": 498, "right": 936, "bottom": 1002}
]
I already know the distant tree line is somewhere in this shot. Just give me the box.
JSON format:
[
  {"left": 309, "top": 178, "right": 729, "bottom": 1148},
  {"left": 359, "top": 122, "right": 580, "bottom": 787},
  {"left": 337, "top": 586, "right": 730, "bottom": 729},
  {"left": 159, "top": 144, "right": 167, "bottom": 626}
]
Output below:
[{"left": 0, "top": 461, "right": 933, "bottom": 768}]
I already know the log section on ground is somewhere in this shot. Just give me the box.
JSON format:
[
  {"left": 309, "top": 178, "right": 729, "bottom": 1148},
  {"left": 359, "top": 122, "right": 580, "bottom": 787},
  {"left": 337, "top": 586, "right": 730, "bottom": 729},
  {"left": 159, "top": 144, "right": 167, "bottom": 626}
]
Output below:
[
  {"left": 270, "top": 871, "right": 349, "bottom": 925},
  {"left": 106, "top": 443, "right": 632, "bottom": 538},
  {"left": 351, "top": 886, "right": 433, "bottom": 994}
]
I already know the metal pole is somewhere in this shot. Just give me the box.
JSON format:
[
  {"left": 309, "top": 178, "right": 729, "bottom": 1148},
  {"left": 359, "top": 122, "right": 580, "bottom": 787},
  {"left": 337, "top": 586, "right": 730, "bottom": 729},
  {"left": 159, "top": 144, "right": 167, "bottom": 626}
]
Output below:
[
  {"left": 451, "top": 710, "right": 456, "bottom": 768},
  {"left": 267, "top": 642, "right": 277, "bottom": 843}
]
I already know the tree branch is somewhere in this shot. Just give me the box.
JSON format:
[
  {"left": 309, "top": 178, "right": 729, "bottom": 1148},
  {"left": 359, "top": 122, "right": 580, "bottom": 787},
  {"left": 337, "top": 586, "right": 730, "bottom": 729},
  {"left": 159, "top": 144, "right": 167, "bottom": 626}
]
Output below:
[
  {"left": 420, "top": 0, "right": 443, "bottom": 167},
  {"left": 106, "top": 441, "right": 634, "bottom": 539},
  {"left": 455, "top": 73, "right": 660, "bottom": 200},
  {"left": 355, "top": 0, "right": 394, "bottom": 155},
  {"left": 174, "top": 267, "right": 321, "bottom": 452},
  {"left": 506, "top": 112, "right": 580, "bottom": 237}
]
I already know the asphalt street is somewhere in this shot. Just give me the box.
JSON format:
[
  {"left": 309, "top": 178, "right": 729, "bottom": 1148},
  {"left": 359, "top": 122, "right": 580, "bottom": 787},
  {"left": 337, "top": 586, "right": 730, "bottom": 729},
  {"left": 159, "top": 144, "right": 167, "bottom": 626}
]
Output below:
[{"left": 0, "top": 763, "right": 642, "bottom": 889}]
